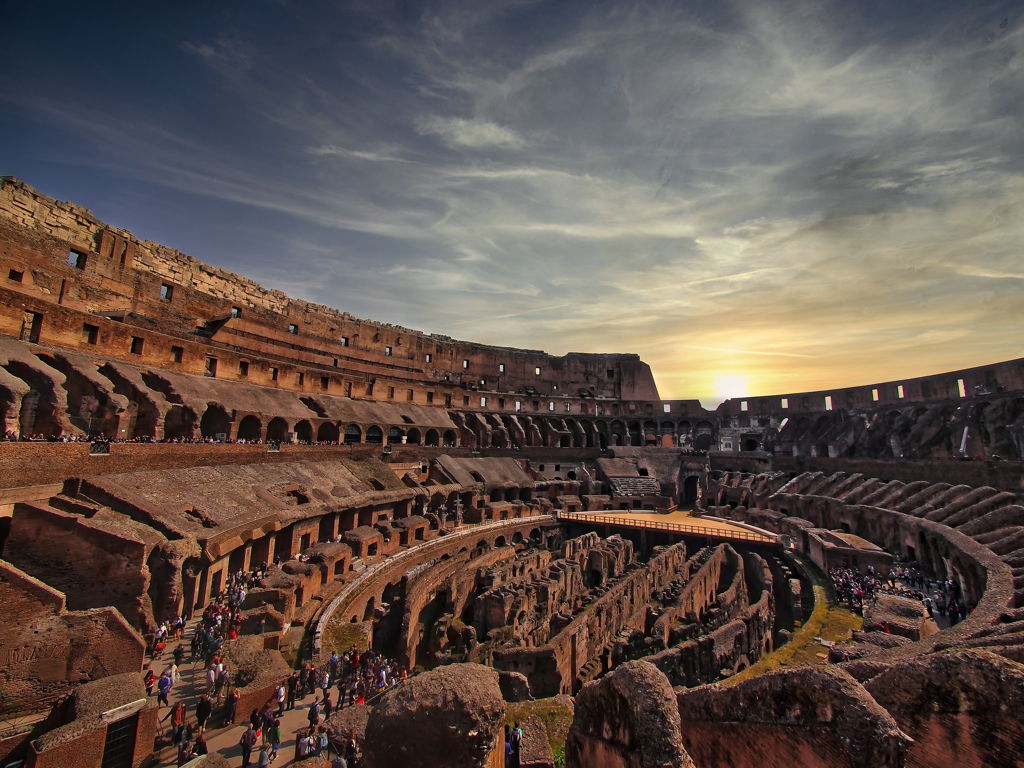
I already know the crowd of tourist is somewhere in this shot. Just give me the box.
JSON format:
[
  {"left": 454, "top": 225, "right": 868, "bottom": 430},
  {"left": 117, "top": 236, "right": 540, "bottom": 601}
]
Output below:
[
  {"left": 141, "top": 554, "right": 418, "bottom": 768},
  {"left": 828, "top": 561, "right": 972, "bottom": 625}
]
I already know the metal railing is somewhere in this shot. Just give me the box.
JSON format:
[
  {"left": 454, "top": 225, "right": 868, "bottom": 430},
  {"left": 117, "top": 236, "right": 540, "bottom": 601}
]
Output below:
[{"left": 556, "top": 511, "right": 779, "bottom": 544}]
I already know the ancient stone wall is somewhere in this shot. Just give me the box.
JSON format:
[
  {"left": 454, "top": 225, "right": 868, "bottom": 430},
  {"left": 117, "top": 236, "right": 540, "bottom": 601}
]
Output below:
[{"left": 0, "top": 561, "right": 144, "bottom": 717}]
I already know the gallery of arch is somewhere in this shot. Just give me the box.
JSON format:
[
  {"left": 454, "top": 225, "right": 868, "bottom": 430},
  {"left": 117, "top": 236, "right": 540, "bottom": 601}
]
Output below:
[{"left": 2, "top": 176, "right": 1024, "bottom": 768}]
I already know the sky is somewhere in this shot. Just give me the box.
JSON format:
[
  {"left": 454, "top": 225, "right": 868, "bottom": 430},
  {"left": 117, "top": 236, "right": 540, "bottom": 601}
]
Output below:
[{"left": 1, "top": 1, "right": 1021, "bottom": 406}]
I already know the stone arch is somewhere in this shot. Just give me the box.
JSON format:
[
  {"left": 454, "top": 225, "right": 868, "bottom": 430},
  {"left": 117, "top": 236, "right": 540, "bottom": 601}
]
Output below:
[
  {"left": 443, "top": 429, "right": 457, "bottom": 446},
  {"left": 512, "top": 531, "right": 523, "bottom": 544},
  {"left": 387, "top": 426, "right": 403, "bottom": 444},
  {"left": 164, "top": 405, "right": 196, "bottom": 440},
  {"left": 344, "top": 424, "right": 362, "bottom": 444},
  {"left": 200, "top": 404, "right": 231, "bottom": 439},
  {"left": 236, "top": 414, "right": 262, "bottom": 441},
  {"left": 407, "top": 428, "right": 421, "bottom": 445},
  {"left": 425, "top": 429, "right": 440, "bottom": 447},
  {"left": 294, "top": 419, "right": 313, "bottom": 443},
  {"left": 366, "top": 425, "right": 384, "bottom": 444},
  {"left": 317, "top": 421, "right": 340, "bottom": 443},
  {"left": 495, "top": 536, "right": 507, "bottom": 547},
  {"left": 266, "top": 417, "right": 288, "bottom": 442}
]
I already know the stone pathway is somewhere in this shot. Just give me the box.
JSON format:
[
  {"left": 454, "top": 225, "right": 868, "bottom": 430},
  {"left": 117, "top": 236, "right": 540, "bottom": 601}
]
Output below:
[{"left": 145, "top": 622, "right": 346, "bottom": 767}]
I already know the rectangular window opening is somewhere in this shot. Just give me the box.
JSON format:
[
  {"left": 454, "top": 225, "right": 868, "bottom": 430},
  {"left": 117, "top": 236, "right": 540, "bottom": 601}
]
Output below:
[
  {"left": 239, "top": 360, "right": 249, "bottom": 377},
  {"left": 957, "top": 378, "right": 966, "bottom": 398},
  {"left": 388, "top": 386, "right": 396, "bottom": 399},
  {"left": 515, "top": 401, "right": 521, "bottom": 412},
  {"left": 565, "top": 402, "right": 571, "bottom": 412},
  {"left": 8, "top": 269, "right": 23, "bottom": 282},
  {"left": 871, "top": 388, "right": 879, "bottom": 402},
  {"left": 463, "top": 359, "right": 469, "bottom": 369},
  {"left": 407, "top": 389, "right": 414, "bottom": 401},
  {"left": 480, "top": 396, "right": 487, "bottom": 407},
  {"left": 897, "top": 385, "right": 905, "bottom": 399},
  {"left": 321, "top": 376, "right": 329, "bottom": 390},
  {"left": 535, "top": 367, "right": 541, "bottom": 376},
  {"left": 663, "top": 403, "right": 671, "bottom": 413},
  {"left": 740, "top": 400, "right": 748, "bottom": 412},
  {"left": 205, "top": 356, "right": 218, "bottom": 377},
  {"left": 463, "top": 395, "right": 470, "bottom": 406},
  {"left": 781, "top": 398, "right": 789, "bottom": 409},
  {"left": 231, "top": 306, "right": 242, "bottom": 318},
  {"left": 385, "top": 346, "right": 392, "bottom": 356},
  {"left": 548, "top": 402, "right": 555, "bottom": 411},
  {"left": 130, "top": 336, "right": 144, "bottom": 355},
  {"left": 427, "top": 391, "right": 434, "bottom": 404},
  {"left": 825, "top": 395, "right": 833, "bottom": 411},
  {"left": 270, "top": 367, "right": 278, "bottom": 381},
  {"left": 297, "top": 372, "right": 305, "bottom": 386},
  {"left": 499, "top": 363, "right": 505, "bottom": 372},
  {"left": 340, "top": 336, "right": 349, "bottom": 347},
  {"left": 159, "top": 284, "right": 173, "bottom": 301},
  {"left": 425, "top": 353, "right": 431, "bottom": 363},
  {"left": 171, "top": 346, "right": 184, "bottom": 363},
  {"left": 82, "top": 323, "right": 98, "bottom": 345},
  {"left": 67, "top": 250, "right": 86, "bottom": 269},
  {"left": 288, "top": 324, "right": 298, "bottom": 335}
]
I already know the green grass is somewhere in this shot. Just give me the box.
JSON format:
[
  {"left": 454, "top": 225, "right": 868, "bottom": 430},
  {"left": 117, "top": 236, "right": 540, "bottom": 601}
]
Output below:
[
  {"left": 320, "top": 621, "right": 371, "bottom": 657},
  {"left": 727, "top": 587, "right": 862, "bottom": 686},
  {"left": 506, "top": 696, "right": 574, "bottom": 767}
]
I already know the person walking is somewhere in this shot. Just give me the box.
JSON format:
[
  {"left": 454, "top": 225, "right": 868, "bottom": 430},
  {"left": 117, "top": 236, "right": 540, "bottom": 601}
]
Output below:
[
  {"left": 195, "top": 694, "right": 213, "bottom": 734},
  {"left": 240, "top": 724, "right": 258, "bottom": 768}
]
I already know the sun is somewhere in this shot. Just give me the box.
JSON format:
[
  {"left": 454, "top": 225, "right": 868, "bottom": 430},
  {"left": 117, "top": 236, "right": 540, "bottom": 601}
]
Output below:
[{"left": 712, "top": 373, "right": 750, "bottom": 402}]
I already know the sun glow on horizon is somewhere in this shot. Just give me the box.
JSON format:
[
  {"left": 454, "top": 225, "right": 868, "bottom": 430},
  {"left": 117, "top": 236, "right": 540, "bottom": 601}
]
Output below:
[{"left": 712, "top": 373, "right": 750, "bottom": 402}]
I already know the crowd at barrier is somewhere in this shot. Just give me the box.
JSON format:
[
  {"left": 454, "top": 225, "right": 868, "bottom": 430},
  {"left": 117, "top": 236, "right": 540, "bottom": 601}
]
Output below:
[{"left": 829, "top": 561, "right": 973, "bottom": 624}]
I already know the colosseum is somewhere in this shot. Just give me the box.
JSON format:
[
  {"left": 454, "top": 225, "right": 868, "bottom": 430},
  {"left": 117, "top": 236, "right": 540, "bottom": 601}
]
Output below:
[{"left": 1, "top": 176, "right": 1024, "bottom": 768}]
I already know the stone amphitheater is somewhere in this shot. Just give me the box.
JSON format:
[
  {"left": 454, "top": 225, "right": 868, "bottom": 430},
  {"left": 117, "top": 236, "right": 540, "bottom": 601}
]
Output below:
[{"left": 2, "top": 177, "right": 1024, "bottom": 768}]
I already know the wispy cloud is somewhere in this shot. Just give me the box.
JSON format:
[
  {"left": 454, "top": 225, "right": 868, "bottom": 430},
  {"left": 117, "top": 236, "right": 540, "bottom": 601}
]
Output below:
[
  {"left": 2, "top": 0, "right": 1022, "bottom": 406},
  {"left": 415, "top": 116, "right": 525, "bottom": 148}
]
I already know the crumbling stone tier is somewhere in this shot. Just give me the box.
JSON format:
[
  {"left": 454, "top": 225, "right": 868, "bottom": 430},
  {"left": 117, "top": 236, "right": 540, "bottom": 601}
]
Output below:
[{"left": 2, "top": 178, "right": 1024, "bottom": 768}]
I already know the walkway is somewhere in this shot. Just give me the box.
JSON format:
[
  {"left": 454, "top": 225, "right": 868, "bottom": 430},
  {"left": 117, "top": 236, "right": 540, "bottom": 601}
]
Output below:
[
  {"left": 146, "top": 623, "right": 345, "bottom": 768},
  {"left": 557, "top": 509, "right": 778, "bottom": 544}
]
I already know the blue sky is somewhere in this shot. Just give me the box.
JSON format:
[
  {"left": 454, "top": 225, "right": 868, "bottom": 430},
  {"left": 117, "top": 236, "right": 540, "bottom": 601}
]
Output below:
[{"left": 1, "top": 1, "right": 1021, "bottom": 404}]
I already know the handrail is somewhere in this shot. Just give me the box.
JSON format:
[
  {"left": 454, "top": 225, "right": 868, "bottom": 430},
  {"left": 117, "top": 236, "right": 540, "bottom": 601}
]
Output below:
[{"left": 556, "top": 511, "right": 779, "bottom": 544}]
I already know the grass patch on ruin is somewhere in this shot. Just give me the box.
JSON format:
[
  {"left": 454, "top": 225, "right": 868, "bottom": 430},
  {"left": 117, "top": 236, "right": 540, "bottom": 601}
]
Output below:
[
  {"left": 506, "top": 696, "right": 574, "bottom": 767},
  {"left": 320, "top": 620, "right": 371, "bottom": 658},
  {"left": 725, "top": 586, "right": 861, "bottom": 685}
]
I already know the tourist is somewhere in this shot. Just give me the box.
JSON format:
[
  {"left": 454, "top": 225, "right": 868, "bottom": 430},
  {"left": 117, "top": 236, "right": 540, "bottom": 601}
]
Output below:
[
  {"left": 163, "top": 701, "right": 186, "bottom": 744},
  {"left": 286, "top": 671, "right": 299, "bottom": 711},
  {"left": 156, "top": 671, "right": 172, "bottom": 708},
  {"left": 226, "top": 688, "right": 241, "bottom": 725},
  {"left": 308, "top": 696, "right": 322, "bottom": 729},
  {"left": 195, "top": 694, "right": 213, "bottom": 734},
  {"left": 275, "top": 682, "right": 286, "bottom": 716},
  {"left": 194, "top": 734, "right": 209, "bottom": 756},
  {"left": 258, "top": 745, "right": 271, "bottom": 768},
  {"left": 239, "top": 724, "right": 258, "bottom": 768},
  {"left": 269, "top": 718, "right": 282, "bottom": 762}
]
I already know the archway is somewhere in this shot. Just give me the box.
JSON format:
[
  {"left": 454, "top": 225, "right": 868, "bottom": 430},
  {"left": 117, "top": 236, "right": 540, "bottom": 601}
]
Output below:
[
  {"left": 236, "top": 415, "right": 262, "bottom": 441},
  {"left": 683, "top": 475, "right": 699, "bottom": 505},
  {"left": 407, "top": 428, "right": 421, "bottom": 445},
  {"left": 366, "top": 425, "right": 384, "bottom": 444},
  {"left": 294, "top": 420, "right": 312, "bottom": 443},
  {"left": 694, "top": 433, "right": 712, "bottom": 452},
  {"left": 425, "top": 429, "right": 440, "bottom": 447},
  {"left": 266, "top": 417, "right": 288, "bottom": 442},
  {"left": 387, "top": 426, "right": 402, "bottom": 444},
  {"left": 317, "top": 422, "right": 340, "bottom": 443},
  {"left": 344, "top": 424, "right": 362, "bottom": 444},
  {"left": 163, "top": 405, "right": 196, "bottom": 440},
  {"left": 443, "top": 429, "right": 457, "bottom": 446},
  {"left": 200, "top": 404, "right": 231, "bottom": 439}
]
